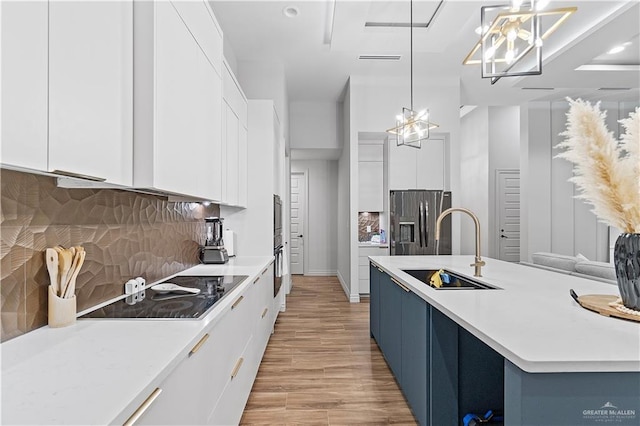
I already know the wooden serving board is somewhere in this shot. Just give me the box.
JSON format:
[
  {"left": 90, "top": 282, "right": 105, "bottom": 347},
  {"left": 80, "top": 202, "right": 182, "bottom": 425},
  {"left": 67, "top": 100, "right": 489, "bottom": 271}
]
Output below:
[{"left": 577, "top": 294, "right": 640, "bottom": 323}]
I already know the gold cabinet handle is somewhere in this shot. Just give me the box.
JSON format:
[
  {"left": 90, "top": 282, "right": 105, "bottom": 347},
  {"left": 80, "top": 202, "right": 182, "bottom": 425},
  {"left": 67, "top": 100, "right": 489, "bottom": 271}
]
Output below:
[
  {"left": 188, "top": 333, "right": 209, "bottom": 357},
  {"left": 123, "top": 388, "right": 162, "bottom": 426},
  {"left": 231, "top": 357, "right": 244, "bottom": 379},
  {"left": 231, "top": 295, "right": 244, "bottom": 309},
  {"left": 253, "top": 277, "right": 260, "bottom": 284},
  {"left": 261, "top": 308, "right": 268, "bottom": 318},
  {"left": 391, "top": 277, "right": 410, "bottom": 292},
  {"left": 377, "top": 267, "right": 384, "bottom": 272}
]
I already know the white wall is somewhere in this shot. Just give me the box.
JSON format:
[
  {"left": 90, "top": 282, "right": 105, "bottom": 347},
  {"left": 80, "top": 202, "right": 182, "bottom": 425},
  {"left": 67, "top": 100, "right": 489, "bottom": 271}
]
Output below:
[
  {"left": 291, "top": 160, "right": 338, "bottom": 275},
  {"left": 488, "top": 106, "right": 520, "bottom": 258},
  {"left": 290, "top": 102, "right": 341, "bottom": 150},
  {"left": 236, "top": 60, "right": 289, "bottom": 144},
  {"left": 459, "top": 106, "right": 520, "bottom": 258},
  {"left": 459, "top": 107, "right": 489, "bottom": 256},
  {"left": 349, "top": 77, "right": 462, "bottom": 257},
  {"left": 521, "top": 100, "right": 639, "bottom": 262},
  {"left": 337, "top": 81, "right": 352, "bottom": 299}
]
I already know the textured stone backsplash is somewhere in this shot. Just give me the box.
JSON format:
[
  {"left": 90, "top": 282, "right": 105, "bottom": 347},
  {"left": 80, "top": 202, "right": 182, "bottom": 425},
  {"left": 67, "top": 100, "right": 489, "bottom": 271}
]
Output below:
[
  {"left": 0, "top": 169, "right": 218, "bottom": 342},
  {"left": 358, "top": 212, "right": 380, "bottom": 242}
]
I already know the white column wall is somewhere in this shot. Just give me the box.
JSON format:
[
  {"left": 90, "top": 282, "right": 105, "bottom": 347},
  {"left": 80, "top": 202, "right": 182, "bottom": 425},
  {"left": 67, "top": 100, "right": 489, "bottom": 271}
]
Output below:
[
  {"left": 459, "top": 107, "right": 489, "bottom": 256},
  {"left": 337, "top": 82, "right": 352, "bottom": 299},
  {"left": 291, "top": 160, "right": 339, "bottom": 276}
]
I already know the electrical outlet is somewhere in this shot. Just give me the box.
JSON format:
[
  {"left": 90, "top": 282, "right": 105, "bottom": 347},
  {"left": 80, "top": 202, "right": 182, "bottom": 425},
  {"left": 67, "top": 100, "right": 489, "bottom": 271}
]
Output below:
[
  {"left": 134, "top": 277, "right": 146, "bottom": 291},
  {"left": 367, "top": 225, "right": 372, "bottom": 232},
  {"left": 124, "top": 279, "right": 139, "bottom": 295},
  {"left": 125, "top": 290, "right": 145, "bottom": 305}
]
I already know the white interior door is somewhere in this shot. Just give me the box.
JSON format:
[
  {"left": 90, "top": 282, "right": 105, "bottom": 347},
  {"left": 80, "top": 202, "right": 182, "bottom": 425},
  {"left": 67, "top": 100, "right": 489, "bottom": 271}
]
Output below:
[
  {"left": 290, "top": 172, "right": 306, "bottom": 275},
  {"left": 497, "top": 170, "right": 521, "bottom": 262}
]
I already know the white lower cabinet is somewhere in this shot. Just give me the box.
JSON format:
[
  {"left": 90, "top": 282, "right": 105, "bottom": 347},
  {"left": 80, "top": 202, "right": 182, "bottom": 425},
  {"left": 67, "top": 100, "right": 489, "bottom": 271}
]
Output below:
[
  {"left": 358, "top": 246, "right": 388, "bottom": 294},
  {"left": 123, "top": 263, "right": 277, "bottom": 426},
  {"left": 208, "top": 335, "right": 255, "bottom": 425},
  {"left": 131, "top": 331, "right": 216, "bottom": 425}
]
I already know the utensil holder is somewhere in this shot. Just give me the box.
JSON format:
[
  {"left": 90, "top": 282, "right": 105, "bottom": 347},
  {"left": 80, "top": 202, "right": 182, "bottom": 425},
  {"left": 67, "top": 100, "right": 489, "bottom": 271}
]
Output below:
[{"left": 48, "top": 285, "right": 76, "bottom": 328}]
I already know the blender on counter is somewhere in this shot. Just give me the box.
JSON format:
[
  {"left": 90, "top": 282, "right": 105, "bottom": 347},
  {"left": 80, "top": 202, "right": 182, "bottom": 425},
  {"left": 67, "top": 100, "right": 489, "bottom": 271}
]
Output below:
[{"left": 200, "top": 217, "right": 229, "bottom": 264}]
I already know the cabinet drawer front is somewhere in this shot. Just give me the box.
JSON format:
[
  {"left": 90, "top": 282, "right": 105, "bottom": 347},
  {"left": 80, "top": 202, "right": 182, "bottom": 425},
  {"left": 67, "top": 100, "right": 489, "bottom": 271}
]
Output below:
[
  {"left": 208, "top": 336, "right": 256, "bottom": 425},
  {"left": 358, "top": 264, "right": 370, "bottom": 280},
  {"left": 359, "top": 278, "right": 371, "bottom": 294},
  {"left": 170, "top": 1, "right": 222, "bottom": 76}
]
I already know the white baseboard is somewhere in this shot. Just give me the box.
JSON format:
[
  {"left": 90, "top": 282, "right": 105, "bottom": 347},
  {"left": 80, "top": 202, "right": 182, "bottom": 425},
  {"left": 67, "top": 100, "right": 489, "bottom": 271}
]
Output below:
[
  {"left": 305, "top": 270, "right": 337, "bottom": 276},
  {"left": 337, "top": 270, "right": 361, "bottom": 303},
  {"left": 337, "top": 270, "right": 349, "bottom": 299}
]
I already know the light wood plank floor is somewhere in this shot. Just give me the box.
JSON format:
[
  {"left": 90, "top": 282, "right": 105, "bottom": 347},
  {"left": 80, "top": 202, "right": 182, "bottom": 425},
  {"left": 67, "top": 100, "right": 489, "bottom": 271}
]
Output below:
[{"left": 240, "top": 275, "right": 417, "bottom": 425}]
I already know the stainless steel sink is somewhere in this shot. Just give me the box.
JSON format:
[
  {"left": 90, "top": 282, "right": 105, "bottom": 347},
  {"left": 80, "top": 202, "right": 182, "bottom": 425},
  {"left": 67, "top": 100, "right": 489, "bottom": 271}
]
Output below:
[{"left": 401, "top": 269, "right": 498, "bottom": 290}]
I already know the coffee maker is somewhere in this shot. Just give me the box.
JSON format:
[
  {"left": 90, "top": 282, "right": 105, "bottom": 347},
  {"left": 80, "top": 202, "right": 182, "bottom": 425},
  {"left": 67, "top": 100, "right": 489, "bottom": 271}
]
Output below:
[{"left": 200, "top": 217, "right": 229, "bottom": 264}]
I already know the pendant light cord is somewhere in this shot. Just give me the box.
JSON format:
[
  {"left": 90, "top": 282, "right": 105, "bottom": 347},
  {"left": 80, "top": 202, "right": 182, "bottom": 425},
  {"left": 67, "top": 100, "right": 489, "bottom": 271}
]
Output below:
[{"left": 410, "top": 0, "right": 413, "bottom": 111}]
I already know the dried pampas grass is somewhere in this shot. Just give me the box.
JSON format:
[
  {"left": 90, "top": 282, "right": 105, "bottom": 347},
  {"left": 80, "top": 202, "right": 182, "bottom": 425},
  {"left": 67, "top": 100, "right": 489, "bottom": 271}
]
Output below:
[{"left": 556, "top": 98, "right": 640, "bottom": 233}]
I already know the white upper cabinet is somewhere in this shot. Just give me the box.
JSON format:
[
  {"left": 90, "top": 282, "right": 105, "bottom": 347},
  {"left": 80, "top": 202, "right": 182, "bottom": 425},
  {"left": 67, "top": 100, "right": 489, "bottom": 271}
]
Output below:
[
  {"left": 389, "top": 138, "right": 445, "bottom": 190},
  {"left": 48, "top": 1, "right": 133, "bottom": 185},
  {"left": 1, "top": 0, "right": 133, "bottom": 184},
  {"left": 171, "top": 1, "right": 223, "bottom": 76},
  {"left": 222, "top": 62, "right": 248, "bottom": 207},
  {"left": 133, "top": 1, "right": 223, "bottom": 200},
  {"left": 359, "top": 143, "right": 384, "bottom": 212},
  {"left": 0, "top": 1, "right": 48, "bottom": 171}
]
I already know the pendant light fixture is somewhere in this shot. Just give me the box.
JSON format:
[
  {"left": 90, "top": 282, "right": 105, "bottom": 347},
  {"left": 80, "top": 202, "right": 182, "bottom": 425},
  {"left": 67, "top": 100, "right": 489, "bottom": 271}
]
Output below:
[
  {"left": 386, "top": 0, "right": 438, "bottom": 149},
  {"left": 462, "top": 0, "right": 576, "bottom": 84}
]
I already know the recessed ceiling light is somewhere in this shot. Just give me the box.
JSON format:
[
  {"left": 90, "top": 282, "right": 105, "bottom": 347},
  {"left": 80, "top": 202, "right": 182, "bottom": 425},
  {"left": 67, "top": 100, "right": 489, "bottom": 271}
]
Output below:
[
  {"left": 623, "top": 41, "right": 632, "bottom": 46},
  {"left": 607, "top": 45, "right": 625, "bottom": 54},
  {"left": 283, "top": 6, "right": 299, "bottom": 18}
]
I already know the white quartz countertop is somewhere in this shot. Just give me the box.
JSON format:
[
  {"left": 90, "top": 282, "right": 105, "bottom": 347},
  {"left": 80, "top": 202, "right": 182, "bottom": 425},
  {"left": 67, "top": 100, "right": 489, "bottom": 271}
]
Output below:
[
  {"left": 369, "top": 255, "right": 640, "bottom": 374},
  {"left": 358, "top": 242, "right": 389, "bottom": 248},
  {"left": 1, "top": 257, "right": 273, "bottom": 425}
]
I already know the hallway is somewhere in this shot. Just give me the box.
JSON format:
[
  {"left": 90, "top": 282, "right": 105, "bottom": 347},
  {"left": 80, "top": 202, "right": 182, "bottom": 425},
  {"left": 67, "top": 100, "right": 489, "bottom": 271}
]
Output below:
[{"left": 240, "top": 275, "right": 416, "bottom": 425}]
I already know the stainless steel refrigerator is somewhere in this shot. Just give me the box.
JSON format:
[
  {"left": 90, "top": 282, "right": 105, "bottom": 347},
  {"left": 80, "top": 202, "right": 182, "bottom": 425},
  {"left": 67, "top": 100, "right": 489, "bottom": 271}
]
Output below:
[{"left": 390, "top": 190, "right": 452, "bottom": 255}]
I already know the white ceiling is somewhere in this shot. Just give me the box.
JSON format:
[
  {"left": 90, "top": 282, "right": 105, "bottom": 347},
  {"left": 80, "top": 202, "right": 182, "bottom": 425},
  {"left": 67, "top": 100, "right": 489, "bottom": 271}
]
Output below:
[{"left": 210, "top": 0, "right": 640, "bottom": 105}]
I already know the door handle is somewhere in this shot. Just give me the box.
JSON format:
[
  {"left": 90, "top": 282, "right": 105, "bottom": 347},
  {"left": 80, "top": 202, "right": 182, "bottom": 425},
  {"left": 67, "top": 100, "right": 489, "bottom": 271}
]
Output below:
[
  {"left": 298, "top": 234, "right": 303, "bottom": 238},
  {"left": 501, "top": 235, "right": 508, "bottom": 239},
  {"left": 123, "top": 388, "right": 162, "bottom": 426},
  {"left": 423, "top": 203, "right": 429, "bottom": 247},
  {"left": 418, "top": 202, "right": 424, "bottom": 247}
]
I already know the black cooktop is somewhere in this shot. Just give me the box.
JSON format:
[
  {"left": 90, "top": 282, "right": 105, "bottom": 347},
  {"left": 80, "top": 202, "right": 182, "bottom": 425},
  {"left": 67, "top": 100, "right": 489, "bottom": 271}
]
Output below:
[{"left": 82, "top": 275, "right": 248, "bottom": 320}]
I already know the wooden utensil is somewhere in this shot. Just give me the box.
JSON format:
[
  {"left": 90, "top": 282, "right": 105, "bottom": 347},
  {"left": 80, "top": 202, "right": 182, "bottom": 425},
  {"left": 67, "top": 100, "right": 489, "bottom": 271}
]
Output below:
[
  {"left": 64, "top": 249, "right": 85, "bottom": 299},
  {"left": 58, "top": 249, "right": 73, "bottom": 298},
  {"left": 45, "top": 248, "right": 60, "bottom": 296},
  {"left": 62, "top": 246, "right": 81, "bottom": 296}
]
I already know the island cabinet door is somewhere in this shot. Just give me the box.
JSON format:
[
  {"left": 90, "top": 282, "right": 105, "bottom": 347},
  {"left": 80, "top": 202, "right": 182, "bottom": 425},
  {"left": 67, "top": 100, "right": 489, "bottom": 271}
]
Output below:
[
  {"left": 401, "top": 291, "right": 429, "bottom": 426},
  {"left": 379, "top": 273, "right": 404, "bottom": 381},
  {"left": 369, "top": 263, "right": 382, "bottom": 342}
]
